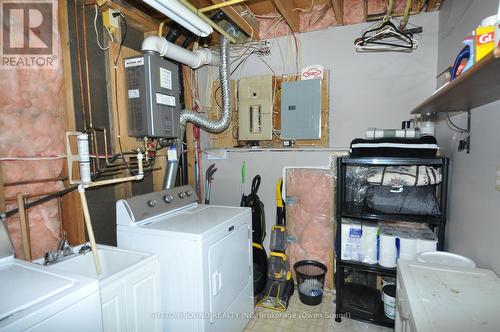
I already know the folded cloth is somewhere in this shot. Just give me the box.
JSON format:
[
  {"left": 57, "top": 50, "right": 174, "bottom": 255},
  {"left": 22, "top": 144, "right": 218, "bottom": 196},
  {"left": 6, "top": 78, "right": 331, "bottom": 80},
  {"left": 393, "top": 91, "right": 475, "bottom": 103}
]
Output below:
[
  {"left": 367, "top": 166, "right": 442, "bottom": 186},
  {"left": 350, "top": 136, "right": 439, "bottom": 158}
]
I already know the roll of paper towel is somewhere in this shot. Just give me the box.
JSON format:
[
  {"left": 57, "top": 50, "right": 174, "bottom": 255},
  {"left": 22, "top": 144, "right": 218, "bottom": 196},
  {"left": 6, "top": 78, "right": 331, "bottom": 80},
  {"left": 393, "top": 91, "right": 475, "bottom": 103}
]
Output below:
[
  {"left": 361, "top": 224, "right": 379, "bottom": 264},
  {"left": 379, "top": 229, "right": 398, "bottom": 268},
  {"left": 398, "top": 236, "right": 418, "bottom": 261},
  {"left": 417, "top": 238, "right": 437, "bottom": 253}
]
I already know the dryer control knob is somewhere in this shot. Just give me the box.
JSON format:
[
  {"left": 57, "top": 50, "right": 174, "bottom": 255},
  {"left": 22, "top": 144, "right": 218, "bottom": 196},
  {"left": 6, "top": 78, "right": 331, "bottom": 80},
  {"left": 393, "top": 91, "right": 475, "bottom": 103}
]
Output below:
[
  {"left": 178, "top": 192, "right": 186, "bottom": 198},
  {"left": 186, "top": 190, "right": 193, "bottom": 196},
  {"left": 163, "top": 195, "right": 173, "bottom": 203},
  {"left": 147, "top": 199, "right": 157, "bottom": 207}
]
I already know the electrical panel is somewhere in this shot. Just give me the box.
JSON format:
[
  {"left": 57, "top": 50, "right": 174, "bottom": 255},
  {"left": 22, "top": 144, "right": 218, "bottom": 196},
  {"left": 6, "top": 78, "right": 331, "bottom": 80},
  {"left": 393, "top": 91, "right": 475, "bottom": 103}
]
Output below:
[
  {"left": 124, "top": 53, "right": 180, "bottom": 138},
  {"left": 238, "top": 75, "right": 273, "bottom": 141},
  {"left": 280, "top": 79, "right": 322, "bottom": 140}
]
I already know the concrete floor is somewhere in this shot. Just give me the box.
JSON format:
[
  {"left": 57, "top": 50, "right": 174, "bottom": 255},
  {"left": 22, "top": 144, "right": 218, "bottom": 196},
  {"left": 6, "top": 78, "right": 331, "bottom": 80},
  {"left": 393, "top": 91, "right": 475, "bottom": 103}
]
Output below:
[{"left": 244, "top": 293, "right": 393, "bottom": 332}]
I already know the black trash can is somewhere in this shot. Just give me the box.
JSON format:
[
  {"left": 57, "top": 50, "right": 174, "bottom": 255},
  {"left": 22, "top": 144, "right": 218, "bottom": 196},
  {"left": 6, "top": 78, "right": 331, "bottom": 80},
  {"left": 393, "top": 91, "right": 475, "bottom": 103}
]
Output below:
[{"left": 294, "top": 260, "right": 327, "bottom": 306}]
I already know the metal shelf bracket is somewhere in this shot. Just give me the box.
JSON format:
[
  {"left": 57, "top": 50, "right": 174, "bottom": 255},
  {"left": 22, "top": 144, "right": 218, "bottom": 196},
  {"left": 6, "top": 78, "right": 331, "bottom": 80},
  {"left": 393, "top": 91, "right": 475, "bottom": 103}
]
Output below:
[
  {"left": 465, "top": 110, "right": 471, "bottom": 154},
  {"left": 458, "top": 111, "right": 471, "bottom": 154}
]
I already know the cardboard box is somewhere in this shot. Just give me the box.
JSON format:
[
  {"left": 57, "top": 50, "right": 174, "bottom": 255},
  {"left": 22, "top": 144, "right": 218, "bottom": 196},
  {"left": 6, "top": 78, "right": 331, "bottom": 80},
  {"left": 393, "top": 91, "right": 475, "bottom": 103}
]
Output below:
[{"left": 475, "top": 25, "right": 495, "bottom": 61}]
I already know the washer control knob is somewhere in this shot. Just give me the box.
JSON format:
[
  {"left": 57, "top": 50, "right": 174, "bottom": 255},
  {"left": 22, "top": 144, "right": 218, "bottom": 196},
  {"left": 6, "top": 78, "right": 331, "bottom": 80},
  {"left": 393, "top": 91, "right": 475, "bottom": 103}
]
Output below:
[
  {"left": 163, "top": 194, "right": 173, "bottom": 203},
  {"left": 147, "top": 199, "right": 157, "bottom": 207},
  {"left": 186, "top": 190, "right": 193, "bottom": 197},
  {"left": 178, "top": 192, "right": 186, "bottom": 198}
]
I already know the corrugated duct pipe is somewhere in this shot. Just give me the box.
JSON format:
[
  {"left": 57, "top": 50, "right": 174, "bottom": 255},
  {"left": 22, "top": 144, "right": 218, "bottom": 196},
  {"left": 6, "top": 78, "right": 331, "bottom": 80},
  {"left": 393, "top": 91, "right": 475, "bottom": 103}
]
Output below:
[
  {"left": 141, "top": 36, "right": 231, "bottom": 189},
  {"left": 180, "top": 37, "right": 231, "bottom": 132}
]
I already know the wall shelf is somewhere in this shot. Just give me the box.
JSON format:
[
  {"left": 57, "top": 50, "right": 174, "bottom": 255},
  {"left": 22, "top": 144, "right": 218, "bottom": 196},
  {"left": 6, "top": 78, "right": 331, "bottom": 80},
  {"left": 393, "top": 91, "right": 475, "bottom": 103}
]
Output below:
[{"left": 411, "top": 47, "right": 500, "bottom": 115}]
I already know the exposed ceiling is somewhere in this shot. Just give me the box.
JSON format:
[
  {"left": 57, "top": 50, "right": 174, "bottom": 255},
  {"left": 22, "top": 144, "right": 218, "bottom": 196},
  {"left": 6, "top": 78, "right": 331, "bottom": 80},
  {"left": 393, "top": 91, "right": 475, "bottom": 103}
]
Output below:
[{"left": 103, "top": 0, "right": 441, "bottom": 41}]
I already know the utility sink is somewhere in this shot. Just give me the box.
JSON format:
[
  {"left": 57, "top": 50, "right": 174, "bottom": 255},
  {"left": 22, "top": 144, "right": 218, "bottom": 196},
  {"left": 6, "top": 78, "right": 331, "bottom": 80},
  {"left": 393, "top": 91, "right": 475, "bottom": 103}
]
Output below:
[
  {"left": 47, "top": 244, "right": 149, "bottom": 280},
  {"left": 38, "top": 243, "right": 162, "bottom": 332},
  {"left": 416, "top": 251, "right": 476, "bottom": 268}
]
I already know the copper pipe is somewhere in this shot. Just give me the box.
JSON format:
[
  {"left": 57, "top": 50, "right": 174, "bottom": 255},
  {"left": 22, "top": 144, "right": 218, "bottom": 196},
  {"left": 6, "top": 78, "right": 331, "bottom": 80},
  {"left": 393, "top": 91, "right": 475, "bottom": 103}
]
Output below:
[
  {"left": 57, "top": 196, "right": 64, "bottom": 237},
  {"left": 91, "top": 127, "right": 110, "bottom": 168},
  {"left": 0, "top": 164, "right": 4, "bottom": 215},
  {"left": 74, "top": 0, "right": 87, "bottom": 130},
  {"left": 94, "top": 127, "right": 110, "bottom": 164},
  {"left": 17, "top": 193, "right": 32, "bottom": 261},
  {"left": 82, "top": 2, "right": 94, "bottom": 128},
  {"left": 4, "top": 177, "right": 67, "bottom": 187},
  {"left": 90, "top": 130, "right": 98, "bottom": 174}
]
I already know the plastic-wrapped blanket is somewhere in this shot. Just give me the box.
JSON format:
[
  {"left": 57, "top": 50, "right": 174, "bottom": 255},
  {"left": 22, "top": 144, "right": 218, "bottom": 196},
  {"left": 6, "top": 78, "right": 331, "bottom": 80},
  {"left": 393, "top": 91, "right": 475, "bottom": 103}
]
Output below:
[
  {"left": 285, "top": 168, "right": 334, "bottom": 289},
  {"left": 367, "top": 166, "right": 442, "bottom": 186},
  {"left": 0, "top": 2, "right": 64, "bottom": 259}
]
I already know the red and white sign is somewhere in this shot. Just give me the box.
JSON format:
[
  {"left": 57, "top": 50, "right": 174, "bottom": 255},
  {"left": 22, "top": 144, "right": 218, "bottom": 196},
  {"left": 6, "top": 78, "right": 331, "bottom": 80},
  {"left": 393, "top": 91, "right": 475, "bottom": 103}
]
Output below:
[{"left": 301, "top": 65, "right": 324, "bottom": 80}]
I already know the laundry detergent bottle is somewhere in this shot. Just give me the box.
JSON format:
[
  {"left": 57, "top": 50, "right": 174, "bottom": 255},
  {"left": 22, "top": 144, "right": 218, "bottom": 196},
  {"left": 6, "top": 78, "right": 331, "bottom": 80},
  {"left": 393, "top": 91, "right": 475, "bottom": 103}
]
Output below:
[{"left": 451, "top": 35, "right": 474, "bottom": 80}]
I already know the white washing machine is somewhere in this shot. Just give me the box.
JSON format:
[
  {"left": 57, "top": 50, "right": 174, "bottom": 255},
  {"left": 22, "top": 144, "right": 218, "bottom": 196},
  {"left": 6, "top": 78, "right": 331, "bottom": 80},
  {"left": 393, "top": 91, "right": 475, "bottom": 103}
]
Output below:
[
  {"left": 0, "top": 224, "right": 103, "bottom": 332},
  {"left": 116, "top": 185, "right": 253, "bottom": 332}
]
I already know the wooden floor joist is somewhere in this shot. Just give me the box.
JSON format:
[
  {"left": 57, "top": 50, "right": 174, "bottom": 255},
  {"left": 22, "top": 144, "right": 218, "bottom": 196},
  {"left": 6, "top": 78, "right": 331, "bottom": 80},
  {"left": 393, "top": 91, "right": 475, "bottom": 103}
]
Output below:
[
  {"left": 426, "top": 0, "right": 439, "bottom": 11},
  {"left": 273, "top": 0, "right": 300, "bottom": 32},
  {"left": 208, "top": 0, "right": 260, "bottom": 38},
  {"left": 59, "top": 0, "right": 86, "bottom": 245}
]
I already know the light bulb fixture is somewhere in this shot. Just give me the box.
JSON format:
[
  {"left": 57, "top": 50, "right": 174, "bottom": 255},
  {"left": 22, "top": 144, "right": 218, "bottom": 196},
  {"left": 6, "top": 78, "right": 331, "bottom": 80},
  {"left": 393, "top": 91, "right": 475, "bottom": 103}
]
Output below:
[{"left": 143, "top": 0, "right": 213, "bottom": 37}]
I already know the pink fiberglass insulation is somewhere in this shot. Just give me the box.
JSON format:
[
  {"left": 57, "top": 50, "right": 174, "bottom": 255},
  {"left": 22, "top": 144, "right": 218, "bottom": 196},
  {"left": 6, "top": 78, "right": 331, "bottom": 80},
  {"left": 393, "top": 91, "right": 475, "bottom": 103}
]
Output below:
[
  {"left": 285, "top": 168, "right": 334, "bottom": 289},
  {"left": 257, "top": 0, "right": 433, "bottom": 39},
  {"left": 343, "top": 0, "right": 366, "bottom": 25},
  {"left": 299, "top": 4, "right": 337, "bottom": 34},
  {"left": 368, "top": 0, "right": 390, "bottom": 15},
  {"left": 0, "top": 1, "right": 64, "bottom": 260}
]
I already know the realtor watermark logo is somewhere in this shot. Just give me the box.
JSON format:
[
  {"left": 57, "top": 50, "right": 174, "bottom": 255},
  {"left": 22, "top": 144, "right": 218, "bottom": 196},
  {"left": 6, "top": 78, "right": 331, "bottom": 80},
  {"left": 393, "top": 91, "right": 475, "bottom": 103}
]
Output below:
[{"left": 1, "top": 0, "right": 58, "bottom": 68}]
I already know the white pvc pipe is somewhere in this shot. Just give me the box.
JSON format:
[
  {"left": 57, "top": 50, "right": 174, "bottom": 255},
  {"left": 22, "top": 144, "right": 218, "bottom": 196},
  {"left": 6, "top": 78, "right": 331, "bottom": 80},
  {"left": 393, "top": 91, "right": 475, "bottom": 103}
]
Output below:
[
  {"left": 143, "top": 0, "right": 213, "bottom": 37},
  {"left": 142, "top": 35, "right": 218, "bottom": 69}
]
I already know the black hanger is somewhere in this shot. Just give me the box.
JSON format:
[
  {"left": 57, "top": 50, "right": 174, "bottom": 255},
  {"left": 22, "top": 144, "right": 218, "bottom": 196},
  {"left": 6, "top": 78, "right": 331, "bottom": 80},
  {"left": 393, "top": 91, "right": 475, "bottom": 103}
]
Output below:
[{"left": 355, "top": 19, "right": 418, "bottom": 50}]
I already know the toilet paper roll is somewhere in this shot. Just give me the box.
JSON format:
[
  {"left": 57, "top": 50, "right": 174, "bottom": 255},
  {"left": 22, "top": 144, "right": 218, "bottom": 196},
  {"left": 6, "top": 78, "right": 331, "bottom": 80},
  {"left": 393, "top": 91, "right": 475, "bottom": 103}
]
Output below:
[
  {"left": 361, "top": 224, "right": 379, "bottom": 264},
  {"left": 379, "top": 231, "right": 398, "bottom": 268},
  {"left": 398, "top": 236, "right": 418, "bottom": 261},
  {"left": 417, "top": 238, "right": 438, "bottom": 253}
]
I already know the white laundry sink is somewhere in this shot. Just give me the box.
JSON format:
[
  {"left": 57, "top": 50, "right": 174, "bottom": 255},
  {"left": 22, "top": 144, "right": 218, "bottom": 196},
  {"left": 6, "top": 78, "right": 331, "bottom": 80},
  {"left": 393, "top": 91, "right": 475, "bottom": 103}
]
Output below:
[
  {"left": 49, "top": 244, "right": 148, "bottom": 280},
  {"left": 40, "top": 244, "right": 161, "bottom": 332},
  {"left": 416, "top": 251, "right": 476, "bottom": 268}
]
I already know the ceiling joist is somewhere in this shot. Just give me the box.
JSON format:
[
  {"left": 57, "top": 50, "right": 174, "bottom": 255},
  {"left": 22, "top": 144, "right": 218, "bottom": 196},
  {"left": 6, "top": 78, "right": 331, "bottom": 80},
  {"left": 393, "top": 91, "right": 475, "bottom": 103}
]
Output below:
[
  {"left": 426, "top": 0, "right": 439, "bottom": 11},
  {"left": 208, "top": 0, "right": 260, "bottom": 39},
  {"left": 330, "top": 0, "right": 343, "bottom": 25},
  {"left": 273, "top": 0, "right": 300, "bottom": 32}
]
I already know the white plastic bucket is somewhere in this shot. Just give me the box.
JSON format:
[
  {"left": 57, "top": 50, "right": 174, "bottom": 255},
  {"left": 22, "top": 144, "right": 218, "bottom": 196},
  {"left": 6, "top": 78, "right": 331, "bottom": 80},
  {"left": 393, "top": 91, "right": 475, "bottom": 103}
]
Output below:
[{"left": 381, "top": 284, "right": 396, "bottom": 320}]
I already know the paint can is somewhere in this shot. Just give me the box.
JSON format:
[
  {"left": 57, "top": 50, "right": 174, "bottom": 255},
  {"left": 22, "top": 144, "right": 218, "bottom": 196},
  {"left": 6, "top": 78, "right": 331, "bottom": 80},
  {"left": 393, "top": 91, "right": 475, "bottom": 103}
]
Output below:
[{"left": 381, "top": 284, "right": 396, "bottom": 320}]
